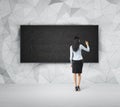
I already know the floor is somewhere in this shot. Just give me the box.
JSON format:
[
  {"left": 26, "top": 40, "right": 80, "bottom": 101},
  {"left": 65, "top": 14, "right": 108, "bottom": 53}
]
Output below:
[{"left": 0, "top": 83, "right": 120, "bottom": 107}]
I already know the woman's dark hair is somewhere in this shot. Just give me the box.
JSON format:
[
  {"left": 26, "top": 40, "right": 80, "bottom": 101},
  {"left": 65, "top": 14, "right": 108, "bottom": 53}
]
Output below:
[{"left": 72, "top": 36, "right": 80, "bottom": 52}]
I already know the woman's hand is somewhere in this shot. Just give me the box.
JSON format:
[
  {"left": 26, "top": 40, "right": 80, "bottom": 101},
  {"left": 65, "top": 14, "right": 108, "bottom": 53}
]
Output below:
[{"left": 85, "top": 41, "right": 89, "bottom": 46}]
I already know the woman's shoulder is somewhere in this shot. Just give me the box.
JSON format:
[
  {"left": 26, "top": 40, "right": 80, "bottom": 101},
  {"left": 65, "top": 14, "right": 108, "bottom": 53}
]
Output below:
[
  {"left": 79, "top": 44, "right": 84, "bottom": 49},
  {"left": 79, "top": 44, "right": 82, "bottom": 47}
]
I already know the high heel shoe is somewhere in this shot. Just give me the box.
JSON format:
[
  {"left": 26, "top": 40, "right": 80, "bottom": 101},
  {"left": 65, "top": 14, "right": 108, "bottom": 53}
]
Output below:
[
  {"left": 75, "top": 86, "right": 78, "bottom": 91},
  {"left": 77, "top": 86, "right": 80, "bottom": 91}
]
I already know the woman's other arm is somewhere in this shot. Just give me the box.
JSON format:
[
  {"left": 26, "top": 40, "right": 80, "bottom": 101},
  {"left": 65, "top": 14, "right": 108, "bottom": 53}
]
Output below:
[
  {"left": 80, "top": 41, "right": 90, "bottom": 52},
  {"left": 70, "top": 46, "right": 72, "bottom": 64}
]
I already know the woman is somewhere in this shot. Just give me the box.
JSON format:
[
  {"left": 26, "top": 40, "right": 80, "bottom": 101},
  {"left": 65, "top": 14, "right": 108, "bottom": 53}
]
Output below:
[{"left": 70, "top": 36, "right": 90, "bottom": 91}]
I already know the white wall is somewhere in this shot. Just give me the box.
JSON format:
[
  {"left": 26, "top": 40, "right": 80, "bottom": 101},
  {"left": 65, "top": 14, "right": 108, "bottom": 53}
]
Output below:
[{"left": 0, "top": 0, "right": 120, "bottom": 84}]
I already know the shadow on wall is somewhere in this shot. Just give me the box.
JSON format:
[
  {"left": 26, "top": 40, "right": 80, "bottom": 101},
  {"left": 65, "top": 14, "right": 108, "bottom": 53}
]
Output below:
[{"left": 0, "top": 67, "right": 14, "bottom": 84}]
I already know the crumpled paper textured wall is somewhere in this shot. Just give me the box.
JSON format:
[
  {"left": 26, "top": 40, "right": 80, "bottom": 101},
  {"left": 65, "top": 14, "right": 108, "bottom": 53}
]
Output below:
[{"left": 0, "top": 0, "right": 120, "bottom": 84}]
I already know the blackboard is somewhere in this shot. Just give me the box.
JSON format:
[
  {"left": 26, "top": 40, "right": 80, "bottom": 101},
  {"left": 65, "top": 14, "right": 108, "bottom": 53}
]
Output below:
[{"left": 20, "top": 25, "right": 98, "bottom": 63}]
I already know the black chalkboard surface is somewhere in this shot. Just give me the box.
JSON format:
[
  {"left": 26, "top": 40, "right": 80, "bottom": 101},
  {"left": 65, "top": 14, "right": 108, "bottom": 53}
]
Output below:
[{"left": 20, "top": 25, "right": 98, "bottom": 63}]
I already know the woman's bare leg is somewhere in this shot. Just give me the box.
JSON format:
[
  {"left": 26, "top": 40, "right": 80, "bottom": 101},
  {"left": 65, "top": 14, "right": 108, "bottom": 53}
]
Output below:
[
  {"left": 73, "top": 73, "right": 77, "bottom": 87},
  {"left": 78, "top": 73, "right": 81, "bottom": 87}
]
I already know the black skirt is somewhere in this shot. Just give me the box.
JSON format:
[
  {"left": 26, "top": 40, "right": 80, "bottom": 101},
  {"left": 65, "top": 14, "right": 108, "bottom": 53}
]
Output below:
[{"left": 72, "top": 60, "right": 83, "bottom": 73}]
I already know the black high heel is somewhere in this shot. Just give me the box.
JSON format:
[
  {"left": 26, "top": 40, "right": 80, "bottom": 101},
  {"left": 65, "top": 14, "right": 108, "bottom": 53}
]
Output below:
[
  {"left": 77, "top": 86, "right": 80, "bottom": 91},
  {"left": 75, "top": 86, "right": 78, "bottom": 91}
]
